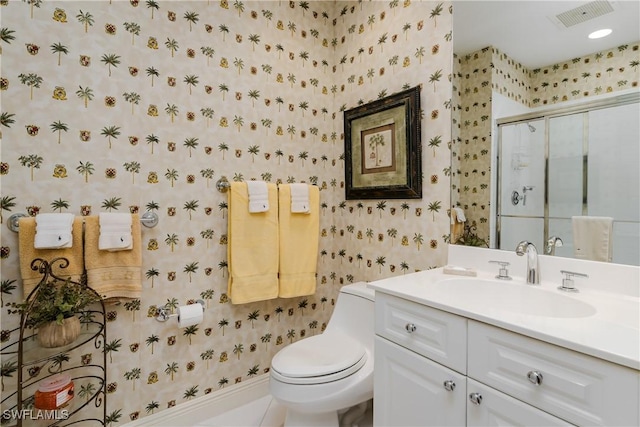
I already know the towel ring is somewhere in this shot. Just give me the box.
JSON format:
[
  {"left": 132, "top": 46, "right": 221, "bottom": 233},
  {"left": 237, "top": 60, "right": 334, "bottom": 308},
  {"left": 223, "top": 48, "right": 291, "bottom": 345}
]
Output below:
[{"left": 216, "top": 176, "right": 230, "bottom": 193}]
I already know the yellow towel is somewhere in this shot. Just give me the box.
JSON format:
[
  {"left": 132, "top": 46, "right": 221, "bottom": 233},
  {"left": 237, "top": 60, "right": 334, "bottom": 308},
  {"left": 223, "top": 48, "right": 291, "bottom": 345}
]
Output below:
[
  {"left": 572, "top": 216, "right": 613, "bottom": 262},
  {"left": 84, "top": 214, "right": 142, "bottom": 301},
  {"left": 278, "top": 184, "right": 320, "bottom": 298},
  {"left": 18, "top": 217, "right": 85, "bottom": 299},
  {"left": 227, "top": 182, "right": 279, "bottom": 304}
]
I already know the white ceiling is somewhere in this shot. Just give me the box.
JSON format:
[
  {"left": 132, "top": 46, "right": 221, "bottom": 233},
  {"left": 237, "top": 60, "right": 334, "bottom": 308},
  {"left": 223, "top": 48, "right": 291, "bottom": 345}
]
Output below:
[{"left": 453, "top": 0, "right": 640, "bottom": 69}]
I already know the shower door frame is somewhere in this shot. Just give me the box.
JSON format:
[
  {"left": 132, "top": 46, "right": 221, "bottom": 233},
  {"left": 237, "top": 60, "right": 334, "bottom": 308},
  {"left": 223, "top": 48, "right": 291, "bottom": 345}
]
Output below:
[{"left": 494, "top": 92, "right": 639, "bottom": 252}]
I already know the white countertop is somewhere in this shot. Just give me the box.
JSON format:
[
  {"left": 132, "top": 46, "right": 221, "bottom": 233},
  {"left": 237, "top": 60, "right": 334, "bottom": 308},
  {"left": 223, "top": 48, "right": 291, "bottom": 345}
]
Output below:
[{"left": 369, "top": 264, "right": 640, "bottom": 371}]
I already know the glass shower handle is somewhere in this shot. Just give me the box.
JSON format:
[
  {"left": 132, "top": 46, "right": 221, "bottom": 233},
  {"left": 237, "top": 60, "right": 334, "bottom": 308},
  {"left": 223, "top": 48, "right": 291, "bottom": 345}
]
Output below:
[
  {"left": 511, "top": 190, "right": 522, "bottom": 206},
  {"left": 511, "top": 186, "right": 534, "bottom": 206}
]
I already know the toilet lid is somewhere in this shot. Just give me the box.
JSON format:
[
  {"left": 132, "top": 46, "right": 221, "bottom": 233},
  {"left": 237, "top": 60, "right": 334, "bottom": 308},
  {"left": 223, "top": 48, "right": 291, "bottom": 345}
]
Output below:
[{"left": 271, "top": 332, "right": 366, "bottom": 379}]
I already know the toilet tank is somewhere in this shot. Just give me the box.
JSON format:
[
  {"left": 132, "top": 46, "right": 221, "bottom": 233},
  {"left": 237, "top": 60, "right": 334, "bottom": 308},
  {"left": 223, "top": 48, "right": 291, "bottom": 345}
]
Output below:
[{"left": 325, "top": 282, "right": 375, "bottom": 350}]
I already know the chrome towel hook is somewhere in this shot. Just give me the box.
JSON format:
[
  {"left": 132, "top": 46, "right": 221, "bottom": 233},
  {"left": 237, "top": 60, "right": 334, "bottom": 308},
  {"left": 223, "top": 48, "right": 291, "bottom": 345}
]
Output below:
[
  {"left": 7, "top": 213, "right": 29, "bottom": 232},
  {"left": 140, "top": 211, "right": 159, "bottom": 228},
  {"left": 216, "top": 176, "right": 230, "bottom": 193}
]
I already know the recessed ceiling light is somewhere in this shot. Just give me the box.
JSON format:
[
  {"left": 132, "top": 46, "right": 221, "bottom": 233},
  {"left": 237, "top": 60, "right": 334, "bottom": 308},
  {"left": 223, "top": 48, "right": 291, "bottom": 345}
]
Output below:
[{"left": 588, "top": 28, "right": 613, "bottom": 39}]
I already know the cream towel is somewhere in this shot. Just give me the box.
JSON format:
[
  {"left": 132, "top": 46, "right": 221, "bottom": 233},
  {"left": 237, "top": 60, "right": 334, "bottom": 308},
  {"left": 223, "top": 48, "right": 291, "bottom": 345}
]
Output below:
[
  {"left": 227, "top": 182, "right": 279, "bottom": 304},
  {"left": 290, "top": 183, "right": 310, "bottom": 213},
  {"left": 85, "top": 214, "right": 142, "bottom": 301},
  {"left": 452, "top": 207, "right": 466, "bottom": 223},
  {"left": 99, "top": 212, "right": 133, "bottom": 251},
  {"left": 19, "top": 217, "right": 85, "bottom": 298},
  {"left": 34, "top": 213, "right": 74, "bottom": 248},
  {"left": 278, "top": 184, "right": 319, "bottom": 298},
  {"left": 572, "top": 216, "right": 614, "bottom": 262},
  {"left": 246, "top": 180, "right": 269, "bottom": 213},
  {"left": 450, "top": 207, "right": 465, "bottom": 243}
]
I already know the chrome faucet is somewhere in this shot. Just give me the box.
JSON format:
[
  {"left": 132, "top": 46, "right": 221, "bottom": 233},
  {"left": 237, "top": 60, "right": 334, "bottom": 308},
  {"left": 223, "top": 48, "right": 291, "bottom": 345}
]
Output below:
[
  {"left": 516, "top": 241, "right": 540, "bottom": 285},
  {"left": 545, "top": 236, "right": 563, "bottom": 256}
]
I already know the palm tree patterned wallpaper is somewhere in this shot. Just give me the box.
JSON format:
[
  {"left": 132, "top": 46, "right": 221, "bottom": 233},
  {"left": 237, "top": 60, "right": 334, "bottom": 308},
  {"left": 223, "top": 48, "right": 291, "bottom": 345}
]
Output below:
[
  {"left": 452, "top": 42, "right": 639, "bottom": 244},
  {"left": 1, "top": 0, "right": 452, "bottom": 423}
]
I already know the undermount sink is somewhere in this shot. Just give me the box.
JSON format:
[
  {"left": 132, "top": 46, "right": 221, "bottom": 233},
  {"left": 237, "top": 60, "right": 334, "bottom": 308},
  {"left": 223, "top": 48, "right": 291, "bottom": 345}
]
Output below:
[{"left": 434, "top": 278, "right": 597, "bottom": 318}]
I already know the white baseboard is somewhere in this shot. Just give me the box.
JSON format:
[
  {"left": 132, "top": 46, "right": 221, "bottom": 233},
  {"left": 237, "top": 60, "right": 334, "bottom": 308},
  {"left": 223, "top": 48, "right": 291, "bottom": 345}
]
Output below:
[{"left": 123, "top": 374, "right": 270, "bottom": 427}]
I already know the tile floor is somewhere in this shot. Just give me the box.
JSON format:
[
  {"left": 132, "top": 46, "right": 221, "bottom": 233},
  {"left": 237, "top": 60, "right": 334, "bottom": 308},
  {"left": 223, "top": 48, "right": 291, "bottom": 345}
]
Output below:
[
  {"left": 196, "top": 395, "right": 286, "bottom": 427},
  {"left": 197, "top": 395, "right": 373, "bottom": 427}
]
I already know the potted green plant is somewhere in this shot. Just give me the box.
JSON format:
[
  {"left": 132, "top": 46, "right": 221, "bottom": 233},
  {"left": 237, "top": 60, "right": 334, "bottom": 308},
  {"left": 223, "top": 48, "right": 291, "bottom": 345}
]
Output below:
[
  {"left": 19, "top": 277, "right": 100, "bottom": 348},
  {"left": 455, "top": 223, "right": 490, "bottom": 248}
]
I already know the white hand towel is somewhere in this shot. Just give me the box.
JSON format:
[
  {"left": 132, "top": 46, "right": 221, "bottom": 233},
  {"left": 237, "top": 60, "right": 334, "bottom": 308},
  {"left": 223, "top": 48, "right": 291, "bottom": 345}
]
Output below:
[
  {"left": 572, "top": 216, "right": 613, "bottom": 262},
  {"left": 99, "top": 213, "right": 133, "bottom": 251},
  {"left": 453, "top": 207, "right": 466, "bottom": 223},
  {"left": 290, "top": 183, "right": 310, "bottom": 213},
  {"left": 34, "top": 213, "right": 74, "bottom": 249},
  {"left": 246, "top": 181, "right": 269, "bottom": 213}
]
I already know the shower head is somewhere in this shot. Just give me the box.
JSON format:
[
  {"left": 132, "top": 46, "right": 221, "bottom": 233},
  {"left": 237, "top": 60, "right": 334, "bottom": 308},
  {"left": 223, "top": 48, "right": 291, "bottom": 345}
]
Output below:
[{"left": 527, "top": 123, "right": 536, "bottom": 132}]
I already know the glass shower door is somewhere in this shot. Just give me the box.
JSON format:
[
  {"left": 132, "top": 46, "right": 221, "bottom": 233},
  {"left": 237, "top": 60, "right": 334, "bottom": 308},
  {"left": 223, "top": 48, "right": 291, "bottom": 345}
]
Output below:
[
  {"left": 497, "top": 100, "right": 640, "bottom": 265},
  {"left": 547, "top": 113, "right": 585, "bottom": 259},
  {"left": 587, "top": 103, "right": 640, "bottom": 265},
  {"left": 497, "top": 119, "right": 545, "bottom": 251}
]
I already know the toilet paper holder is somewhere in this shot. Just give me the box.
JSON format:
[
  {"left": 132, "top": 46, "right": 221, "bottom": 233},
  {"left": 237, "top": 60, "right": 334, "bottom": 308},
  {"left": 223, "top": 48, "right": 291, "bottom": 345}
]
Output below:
[{"left": 156, "top": 299, "right": 205, "bottom": 322}]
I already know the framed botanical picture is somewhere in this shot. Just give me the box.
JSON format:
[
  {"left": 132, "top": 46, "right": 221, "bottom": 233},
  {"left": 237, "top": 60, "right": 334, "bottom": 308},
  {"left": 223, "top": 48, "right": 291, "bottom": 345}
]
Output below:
[{"left": 344, "top": 86, "right": 422, "bottom": 200}]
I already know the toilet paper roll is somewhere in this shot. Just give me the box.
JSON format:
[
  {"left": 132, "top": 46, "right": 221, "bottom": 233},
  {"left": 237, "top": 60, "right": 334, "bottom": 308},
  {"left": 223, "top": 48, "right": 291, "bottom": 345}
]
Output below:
[{"left": 177, "top": 303, "right": 203, "bottom": 328}]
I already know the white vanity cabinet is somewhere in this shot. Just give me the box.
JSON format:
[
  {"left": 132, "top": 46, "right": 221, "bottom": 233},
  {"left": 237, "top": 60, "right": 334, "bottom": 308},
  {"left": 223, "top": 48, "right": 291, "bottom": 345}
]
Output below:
[
  {"left": 374, "top": 293, "right": 467, "bottom": 426},
  {"left": 466, "top": 379, "right": 571, "bottom": 426},
  {"left": 374, "top": 336, "right": 466, "bottom": 426},
  {"left": 374, "top": 292, "right": 640, "bottom": 426},
  {"left": 468, "top": 321, "right": 640, "bottom": 426}
]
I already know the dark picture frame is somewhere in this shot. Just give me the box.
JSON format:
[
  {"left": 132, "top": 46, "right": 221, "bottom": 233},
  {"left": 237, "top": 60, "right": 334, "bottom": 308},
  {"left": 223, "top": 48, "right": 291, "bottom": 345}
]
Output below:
[{"left": 344, "top": 86, "right": 422, "bottom": 200}]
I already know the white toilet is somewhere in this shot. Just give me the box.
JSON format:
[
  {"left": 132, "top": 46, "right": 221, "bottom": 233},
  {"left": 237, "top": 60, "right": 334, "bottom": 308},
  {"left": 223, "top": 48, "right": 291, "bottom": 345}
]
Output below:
[{"left": 269, "top": 282, "right": 375, "bottom": 427}]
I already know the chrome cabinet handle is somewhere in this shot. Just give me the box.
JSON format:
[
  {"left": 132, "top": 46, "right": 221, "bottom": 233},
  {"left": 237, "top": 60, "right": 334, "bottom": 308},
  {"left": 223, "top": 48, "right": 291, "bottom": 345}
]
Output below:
[
  {"left": 443, "top": 380, "right": 456, "bottom": 392},
  {"left": 527, "top": 370, "right": 543, "bottom": 386},
  {"left": 405, "top": 323, "right": 417, "bottom": 333},
  {"left": 469, "top": 392, "right": 482, "bottom": 405}
]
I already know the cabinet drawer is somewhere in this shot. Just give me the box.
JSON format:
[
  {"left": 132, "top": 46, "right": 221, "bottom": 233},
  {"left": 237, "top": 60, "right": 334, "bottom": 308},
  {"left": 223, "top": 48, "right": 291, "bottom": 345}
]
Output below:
[
  {"left": 468, "top": 321, "right": 640, "bottom": 426},
  {"left": 375, "top": 293, "right": 467, "bottom": 373},
  {"left": 375, "top": 336, "right": 467, "bottom": 427},
  {"left": 467, "top": 378, "right": 573, "bottom": 426}
]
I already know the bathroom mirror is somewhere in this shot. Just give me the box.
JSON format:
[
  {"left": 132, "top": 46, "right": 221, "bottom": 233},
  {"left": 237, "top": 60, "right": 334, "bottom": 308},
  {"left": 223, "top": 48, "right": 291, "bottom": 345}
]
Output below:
[{"left": 451, "top": 1, "right": 640, "bottom": 265}]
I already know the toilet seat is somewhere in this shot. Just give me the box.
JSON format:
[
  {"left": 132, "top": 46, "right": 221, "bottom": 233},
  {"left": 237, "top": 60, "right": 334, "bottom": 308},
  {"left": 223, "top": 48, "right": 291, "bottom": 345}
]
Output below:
[{"left": 271, "top": 332, "right": 367, "bottom": 385}]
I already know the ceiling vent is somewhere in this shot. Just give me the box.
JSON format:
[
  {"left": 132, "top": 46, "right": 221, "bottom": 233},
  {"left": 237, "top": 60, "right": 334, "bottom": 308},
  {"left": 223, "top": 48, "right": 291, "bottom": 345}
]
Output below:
[{"left": 553, "top": 0, "right": 615, "bottom": 28}]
